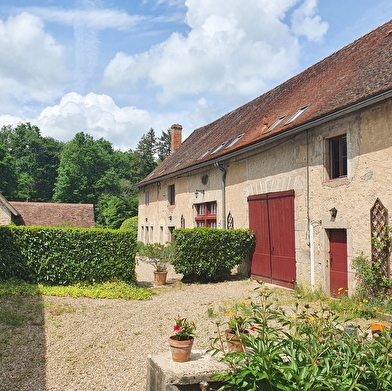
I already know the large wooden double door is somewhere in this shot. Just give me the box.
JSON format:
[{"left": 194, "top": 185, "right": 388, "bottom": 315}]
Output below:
[{"left": 248, "top": 190, "right": 296, "bottom": 288}]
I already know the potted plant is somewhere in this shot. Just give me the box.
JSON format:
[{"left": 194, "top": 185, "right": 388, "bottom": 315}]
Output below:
[
  {"left": 225, "top": 312, "right": 251, "bottom": 352},
  {"left": 169, "top": 315, "right": 197, "bottom": 362},
  {"left": 139, "top": 242, "right": 176, "bottom": 285}
]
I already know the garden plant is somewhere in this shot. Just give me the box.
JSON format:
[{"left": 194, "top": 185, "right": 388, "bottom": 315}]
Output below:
[{"left": 209, "top": 282, "right": 392, "bottom": 391}]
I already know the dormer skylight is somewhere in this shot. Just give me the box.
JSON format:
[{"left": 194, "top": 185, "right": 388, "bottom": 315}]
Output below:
[
  {"left": 197, "top": 148, "right": 213, "bottom": 160},
  {"left": 285, "top": 104, "right": 311, "bottom": 125},
  {"left": 265, "top": 115, "right": 287, "bottom": 133},
  {"left": 211, "top": 141, "right": 228, "bottom": 155},
  {"left": 226, "top": 133, "right": 245, "bottom": 148}
]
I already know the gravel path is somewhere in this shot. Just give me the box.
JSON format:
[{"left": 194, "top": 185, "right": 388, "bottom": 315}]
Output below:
[{"left": 0, "top": 262, "right": 261, "bottom": 391}]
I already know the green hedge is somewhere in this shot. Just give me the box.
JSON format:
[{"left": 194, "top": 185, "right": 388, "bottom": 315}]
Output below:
[
  {"left": 0, "top": 226, "right": 137, "bottom": 285},
  {"left": 172, "top": 228, "right": 255, "bottom": 282}
]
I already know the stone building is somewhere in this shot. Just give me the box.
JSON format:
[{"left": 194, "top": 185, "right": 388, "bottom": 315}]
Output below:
[
  {"left": 136, "top": 20, "right": 392, "bottom": 295},
  {"left": 0, "top": 194, "right": 95, "bottom": 228}
]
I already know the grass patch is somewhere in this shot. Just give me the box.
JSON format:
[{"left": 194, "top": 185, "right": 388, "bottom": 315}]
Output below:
[
  {"left": 0, "top": 279, "right": 154, "bottom": 300},
  {"left": 0, "top": 309, "right": 26, "bottom": 327}
]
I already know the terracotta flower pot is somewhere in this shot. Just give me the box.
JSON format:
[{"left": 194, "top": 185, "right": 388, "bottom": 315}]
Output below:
[
  {"left": 168, "top": 336, "right": 194, "bottom": 362},
  {"left": 225, "top": 329, "right": 249, "bottom": 352},
  {"left": 154, "top": 271, "right": 168, "bottom": 286}
]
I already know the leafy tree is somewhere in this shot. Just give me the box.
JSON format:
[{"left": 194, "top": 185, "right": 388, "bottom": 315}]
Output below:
[
  {"left": 95, "top": 193, "right": 128, "bottom": 229},
  {"left": 0, "top": 123, "right": 62, "bottom": 201},
  {"left": 53, "top": 132, "right": 114, "bottom": 204},
  {"left": 0, "top": 142, "right": 17, "bottom": 198}
]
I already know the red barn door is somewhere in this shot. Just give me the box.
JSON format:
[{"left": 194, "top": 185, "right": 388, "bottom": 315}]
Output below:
[{"left": 248, "top": 190, "right": 296, "bottom": 288}]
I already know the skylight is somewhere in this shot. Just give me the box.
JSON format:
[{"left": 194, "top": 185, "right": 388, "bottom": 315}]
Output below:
[
  {"left": 211, "top": 141, "right": 228, "bottom": 155},
  {"left": 197, "top": 148, "right": 213, "bottom": 160},
  {"left": 226, "top": 133, "right": 245, "bottom": 148},
  {"left": 285, "top": 104, "right": 311, "bottom": 125},
  {"left": 265, "top": 115, "right": 287, "bottom": 133}
]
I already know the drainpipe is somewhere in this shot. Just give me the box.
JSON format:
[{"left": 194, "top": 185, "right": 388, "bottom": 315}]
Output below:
[
  {"left": 310, "top": 222, "right": 315, "bottom": 292},
  {"left": 214, "top": 162, "right": 227, "bottom": 229}
]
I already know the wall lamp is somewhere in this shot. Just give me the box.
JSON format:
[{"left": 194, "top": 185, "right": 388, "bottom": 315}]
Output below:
[
  {"left": 195, "top": 189, "right": 205, "bottom": 198},
  {"left": 329, "top": 207, "right": 338, "bottom": 219}
]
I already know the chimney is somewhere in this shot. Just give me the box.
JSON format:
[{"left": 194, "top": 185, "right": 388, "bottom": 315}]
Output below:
[{"left": 170, "top": 124, "right": 182, "bottom": 153}]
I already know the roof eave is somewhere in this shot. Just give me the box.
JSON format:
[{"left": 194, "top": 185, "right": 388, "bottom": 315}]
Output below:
[{"left": 136, "top": 88, "right": 392, "bottom": 188}]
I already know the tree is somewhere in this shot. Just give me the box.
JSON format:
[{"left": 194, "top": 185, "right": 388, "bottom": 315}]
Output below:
[
  {"left": 156, "top": 128, "right": 171, "bottom": 162},
  {"left": 0, "top": 123, "right": 62, "bottom": 201},
  {"left": 95, "top": 194, "right": 127, "bottom": 229},
  {"left": 0, "top": 142, "right": 17, "bottom": 198},
  {"left": 53, "top": 132, "right": 114, "bottom": 204},
  {"left": 131, "top": 128, "right": 158, "bottom": 182}
]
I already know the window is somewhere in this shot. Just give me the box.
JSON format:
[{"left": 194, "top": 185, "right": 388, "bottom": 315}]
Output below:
[
  {"left": 145, "top": 190, "right": 150, "bottom": 205},
  {"left": 266, "top": 115, "right": 287, "bottom": 133},
  {"left": 329, "top": 135, "right": 347, "bottom": 179},
  {"left": 211, "top": 141, "right": 228, "bottom": 154},
  {"left": 197, "top": 148, "right": 213, "bottom": 160},
  {"left": 168, "top": 184, "right": 175, "bottom": 205},
  {"left": 195, "top": 202, "right": 217, "bottom": 227},
  {"left": 226, "top": 133, "right": 244, "bottom": 148},
  {"left": 285, "top": 104, "right": 311, "bottom": 125}
]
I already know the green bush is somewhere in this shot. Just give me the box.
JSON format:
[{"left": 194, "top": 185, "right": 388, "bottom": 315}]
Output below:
[
  {"left": 352, "top": 251, "right": 392, "bottom": 299},
  {"left": 0, "top": 226, "right": 137, "bottom": 285},
  {"left": 120, "top": 216, "right": 138, "bottom": 233},
  {"left": 172, "top": 228, "right": 255, "bottom": 282},
  {"left": 210, "top": 282, "right": 392, "bottom": 391}
]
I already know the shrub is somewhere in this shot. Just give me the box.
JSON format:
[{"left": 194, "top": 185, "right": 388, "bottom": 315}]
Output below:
[
  {"left": 352, "top": 251, "right": 392, "bottom": 299},
  {"left": 210, "top": 282, "right": 392, "bottom": 391},
  {"left": 0, "top": 226, "right": 137, "bottom": 285},
  {"left": 138, "top": 242, "right": 177, "bottom": 271},
  {"left": 172, "top": 228, "right": 255, "bottom": 282}
]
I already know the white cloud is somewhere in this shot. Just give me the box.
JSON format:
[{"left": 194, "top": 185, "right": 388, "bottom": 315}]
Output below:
[
  {"left": 35, "top": 92, "right": 168, "bottom": 150},
  {"left": 103, "top": 0, "right": 328, "bottom": 105},
  {"left": 291, "top": 0, "right": 329, "bottom": 42},
  {"left": 0, "top": 12, "right": 67, "bottom": 110},
  {"left": 25, "top": 7, "right": 145, "bottom": 31}
]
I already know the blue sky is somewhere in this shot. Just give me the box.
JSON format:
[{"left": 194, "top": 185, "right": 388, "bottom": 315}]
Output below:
[{"left": 0, "top": 0, "right": 390, "bottom": 150}]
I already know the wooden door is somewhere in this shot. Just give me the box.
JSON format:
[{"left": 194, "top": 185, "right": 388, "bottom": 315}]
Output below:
[
  {"left": 328, "top": 229, "right": 348, "bottom": 297},
  {"left": 248, "top": 190, "right": 296, "bottom": 288}
]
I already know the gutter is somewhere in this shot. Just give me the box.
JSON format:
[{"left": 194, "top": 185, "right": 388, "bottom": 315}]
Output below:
[{"left": 136, "top": 89, "right": 392, "bottom": 188}]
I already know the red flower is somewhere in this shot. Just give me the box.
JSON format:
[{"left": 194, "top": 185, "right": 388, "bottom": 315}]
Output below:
[{"left": 174, "top": 325, "right": 182, "bottom": 333}]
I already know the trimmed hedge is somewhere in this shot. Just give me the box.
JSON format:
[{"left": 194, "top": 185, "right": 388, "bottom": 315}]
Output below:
[
  {"left": 0, "top": 226, "right": 137, "bottom": 285},
  {"left": 172, "top": 228, "right": 255, "bottom": 282}
]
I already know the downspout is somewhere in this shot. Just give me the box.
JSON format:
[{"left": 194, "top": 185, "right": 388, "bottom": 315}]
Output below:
[
  {"left": 306, "top": 128, "right": 316, "bottom": 292},
  {"left": 310, "top": 222, "right": 315, "bottom": 291},
  {"left": 214, "top": 162, "right": 227, "bottom": 229}
]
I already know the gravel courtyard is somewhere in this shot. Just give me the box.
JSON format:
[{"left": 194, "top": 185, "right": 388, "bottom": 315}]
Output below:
[{"left": 0, "top": 262, "right": 262, "bottom": 391}]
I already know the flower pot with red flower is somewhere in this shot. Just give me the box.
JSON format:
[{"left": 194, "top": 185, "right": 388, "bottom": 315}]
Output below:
[
  {"left": 169, "top": 315, "right": 196, "bottom": 362},
  {"left": 225, "top": 313, "right": 251, "bottom": 352}
]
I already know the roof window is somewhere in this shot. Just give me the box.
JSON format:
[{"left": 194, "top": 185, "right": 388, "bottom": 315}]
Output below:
[
  {"left": 265, "top": 115, "right": 287, "bottom": 133},
  {"left": 211, "top": 141, "right": 228, "bottom": 155},
  {"left": 285, "top": 104, "right": 311, "bottom": 125},
  {"left": 226, "top": 133, "right": 245, "bottom": 148},
  {"left": 197, "top": 148, "right": 213, "bottom": 160}
]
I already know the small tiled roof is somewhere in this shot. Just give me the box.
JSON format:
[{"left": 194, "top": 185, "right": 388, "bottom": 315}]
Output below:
[
  {"left": 0, "top": 193, "right": 20, "bottom": 217},
  {"left": 138, "top": 19, "right": 392, "bottom": 186},
  {"left": 9, "top": 202, "right": 95, "bottom": 228}
]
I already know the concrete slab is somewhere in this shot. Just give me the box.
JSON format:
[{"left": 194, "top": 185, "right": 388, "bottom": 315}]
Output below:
[{"left": 146, "top": 349, "right": 228, "bottom": 391}]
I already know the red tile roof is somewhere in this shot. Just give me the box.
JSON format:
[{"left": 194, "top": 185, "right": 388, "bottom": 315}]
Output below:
[
  {"left": 138, "top": 19, "right": 392, "bottom": 186},
  {"left": 9, "top": 202, "right": 95, "bottom": 228}
]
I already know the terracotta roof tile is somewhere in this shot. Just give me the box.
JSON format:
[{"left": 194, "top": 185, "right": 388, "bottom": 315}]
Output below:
[
  {"left": 138, "top": 19, "right": 392, "bottom": 186},
  {"left": 9, "top": 202, "right": 95, "bottom": 228}
]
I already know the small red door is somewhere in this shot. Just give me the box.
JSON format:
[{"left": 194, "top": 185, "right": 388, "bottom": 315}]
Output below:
[{"left": 328, "top": 229, "right": 348, "bottom": 297}]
